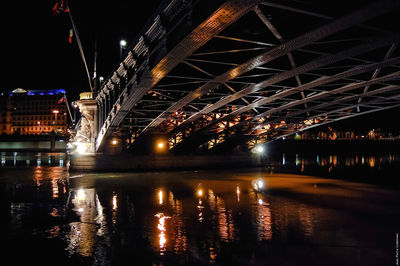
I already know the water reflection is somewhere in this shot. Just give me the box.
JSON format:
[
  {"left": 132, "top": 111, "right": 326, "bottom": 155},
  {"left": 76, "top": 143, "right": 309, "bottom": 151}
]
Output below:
[
  {"left": 0, "top": 152, "right": 67, "bottom": 167},
  {"left": 155, "top": 212, "right": 170, "bottom": 255},
  {"left": 2, "top": 164, "right": 400, "bottom": 265},
  {"left": 250, "top": 189, "right": 272, "bottom": 241},
  {"left": 280, "top": 153, "right": 399, "bottom": 170}
]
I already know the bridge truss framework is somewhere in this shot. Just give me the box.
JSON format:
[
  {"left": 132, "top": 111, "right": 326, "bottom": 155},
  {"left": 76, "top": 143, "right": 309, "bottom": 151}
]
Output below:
[{"left": 94, "top": 0, "right": 400, "bottom": 154}]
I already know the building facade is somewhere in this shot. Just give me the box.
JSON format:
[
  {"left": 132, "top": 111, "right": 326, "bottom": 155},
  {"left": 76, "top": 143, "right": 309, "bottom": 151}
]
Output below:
[{"left": 0, "top": 89, "right": 68, "bottom": 135}]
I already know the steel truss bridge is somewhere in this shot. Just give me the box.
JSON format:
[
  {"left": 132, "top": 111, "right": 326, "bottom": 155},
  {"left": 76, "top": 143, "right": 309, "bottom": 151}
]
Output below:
[{"left": 91, "top": 0, "right": 400, "bottom": 154}]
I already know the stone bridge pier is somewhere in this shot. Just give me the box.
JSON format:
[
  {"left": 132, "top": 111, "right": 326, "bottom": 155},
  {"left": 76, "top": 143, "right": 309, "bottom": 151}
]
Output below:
[{"left": 74, "top": 92, "right": 98, "bottom": 153}]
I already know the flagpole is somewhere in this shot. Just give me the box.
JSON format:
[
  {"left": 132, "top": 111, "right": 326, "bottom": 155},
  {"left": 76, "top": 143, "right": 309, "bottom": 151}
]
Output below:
[
  {"left": 65, "top": 1, "right": 93, "bottom": 93},
  {"left": 93, "top": 39, "right": 98, "bottom": 93}
]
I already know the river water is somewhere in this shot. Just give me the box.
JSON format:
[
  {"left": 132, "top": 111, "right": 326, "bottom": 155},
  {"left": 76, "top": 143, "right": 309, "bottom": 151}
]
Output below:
[{"left": 1, "top": 152, "right": 399, "bottom": 265}]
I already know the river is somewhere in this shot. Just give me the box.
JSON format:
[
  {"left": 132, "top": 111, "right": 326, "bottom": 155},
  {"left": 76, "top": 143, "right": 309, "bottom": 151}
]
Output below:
[{"left": 1, "top": 152, "right": 399, "bottom": 265}]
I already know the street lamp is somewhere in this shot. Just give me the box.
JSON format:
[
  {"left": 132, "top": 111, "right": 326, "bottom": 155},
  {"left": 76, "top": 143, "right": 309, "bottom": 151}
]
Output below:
[
  {"left": 120, "top": 39, "right": 127, "bottom": 60},
  {"left": 52, "top": 109, "right": 59, "bottom": 126}
]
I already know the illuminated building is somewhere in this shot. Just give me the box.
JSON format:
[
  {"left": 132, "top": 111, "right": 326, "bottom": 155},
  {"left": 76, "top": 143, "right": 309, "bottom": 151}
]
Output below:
[{"left": 0, "top": 88, "right": 67, "bottom": 135}]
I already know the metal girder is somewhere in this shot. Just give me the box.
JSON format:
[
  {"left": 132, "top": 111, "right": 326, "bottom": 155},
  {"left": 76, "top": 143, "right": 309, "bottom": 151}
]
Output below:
[
  {"left": 254, "top": 5, "right": 308, "bottom": 114},
  {"left": 184, "top": 70, "right": 400, "bottom": 151},
  {"left": 260, "top": 85, "right": 400, "bottom": 127},
  {"left": 139, "top": 0, "right": 399, "bottom": 134},
  {"left": 95, "top": 0, "right": 261, "bottom": 150},
  {"left": 235, "top": 96, "right": 400, "bottom": 148},
  {"left": 254, "top": 70, "right": 400, "bottom": 121},
  {"left": 357, "top": 43, "right": 398, "bottom": 111},
  {"left": 266, "top": 97, "right": 400, "bottom": 141},
  {"left": 179, "top": 36, "right": 400, "bottom": 132}
]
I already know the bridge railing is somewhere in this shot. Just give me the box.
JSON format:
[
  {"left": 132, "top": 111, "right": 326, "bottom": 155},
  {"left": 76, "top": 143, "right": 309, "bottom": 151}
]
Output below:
[{"left": 96, "top": 0, "right": 197, "bottom": 146}]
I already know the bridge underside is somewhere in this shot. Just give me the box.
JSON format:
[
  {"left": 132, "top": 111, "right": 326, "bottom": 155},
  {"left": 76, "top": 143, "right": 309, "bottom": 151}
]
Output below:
[{"left": 95, "top": 0, "right": 400, "bottom": 154}]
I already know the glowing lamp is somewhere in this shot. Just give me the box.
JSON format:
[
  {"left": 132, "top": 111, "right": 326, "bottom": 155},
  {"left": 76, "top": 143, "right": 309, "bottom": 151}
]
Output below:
[
  {"left": 76, "top": 142, "right": 87, "bottom": 154},
  {"left": 120, "top": 39, "right": 127, "bottom": 47},
  {"left": 253, "top": 145, "right": 264, "bottom": 154}
]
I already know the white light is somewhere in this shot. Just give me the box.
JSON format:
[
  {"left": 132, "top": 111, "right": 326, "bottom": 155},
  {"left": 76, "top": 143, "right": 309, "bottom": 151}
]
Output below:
[
  {"left": 99, "top": 76, "right": 104, "bottom": 82},
  {"left": 257, "top": 180, "right": 264, "bottom": 189},
  {"left": 76, "top": 142, "right": 87, "bottom": 154},
  {"left": 120, "top": 40, "right": 127, "bottom": 47},
  {"left": 254, "top": 145, "right": 264, "bottom": 153},
  {"left": 77, "top": 189, "right": 85, "bottom": 201}
]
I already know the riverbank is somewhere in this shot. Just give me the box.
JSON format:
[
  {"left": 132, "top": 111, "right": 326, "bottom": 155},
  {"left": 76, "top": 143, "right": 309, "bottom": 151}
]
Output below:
[
  {"left": 68, "top": 139, "right": 400, "bottom": 172},
  {"left": 0, "top": 135, "right": 67, "bottom": 152},
  {"left": 264, "top": 139, "right": 400, "bottom": 155},
  {"left": 69, "top": 153, "right": 266, "bottom": 172}
]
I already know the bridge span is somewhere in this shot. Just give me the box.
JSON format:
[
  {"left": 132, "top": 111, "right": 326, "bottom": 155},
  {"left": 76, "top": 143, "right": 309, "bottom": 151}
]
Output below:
[{"left": 73, "top": 0, "right": 400, "bottom": 155}]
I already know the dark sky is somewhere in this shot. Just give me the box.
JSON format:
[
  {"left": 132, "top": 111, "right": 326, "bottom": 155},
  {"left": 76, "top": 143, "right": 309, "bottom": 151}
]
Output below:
[{"left": 1, "top": 0, "right": 162, "bottom": 98}]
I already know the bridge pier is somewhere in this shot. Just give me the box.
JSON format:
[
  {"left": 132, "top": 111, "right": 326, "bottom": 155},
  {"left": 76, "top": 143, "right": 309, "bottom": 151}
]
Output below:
[{"left": 74, "top": 92, "right": 98, "bottom": 153}]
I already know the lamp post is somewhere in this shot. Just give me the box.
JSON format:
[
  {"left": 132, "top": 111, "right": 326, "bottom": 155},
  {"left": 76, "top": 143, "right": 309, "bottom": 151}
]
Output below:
[
  {"left": 52, "top": 110, "right": 59, "bottom": 131},
  {"left": 120, "top": 39, "right": 127, "bottom": 60}
]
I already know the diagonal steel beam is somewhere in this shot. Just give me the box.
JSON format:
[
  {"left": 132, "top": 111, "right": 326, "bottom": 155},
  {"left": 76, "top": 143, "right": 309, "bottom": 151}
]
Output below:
[
  {"left": 267, "top": 84, "right": 400, "bottom": 125},
  {"left": 357, "top": 43, "right": 398, "bottom": 111},
  {"left": 254, "top": 70, "right": 400, "bottom": 122},
  {"left": 239, "top": 94, "right": 400, "bottom": 148},
  {"left": 200, "top": 56, "right": 400, "bottom": 145},
  {"left": 254, "top": 6, "right": 308, "bottom": 113},
  {"left": 139, "top": 0, "right": 399, "bottom": 134},
  {"left": 173, "top": 74, "right": 400, "bottom": 152},
  {"left": 191, "top": 47, "right": 267, "bottom": 56},
  {"left": 205, "top": 85, "right": 400, "bottom": 151},
  {"left": 267, "top": 97, "right": 400, "bottom": 141},
  {"left": 185, "top": 35, "right": 400, "bottom": 128},
  {"left": 96, "top": 0, "right": 262, "bottom": 150}
]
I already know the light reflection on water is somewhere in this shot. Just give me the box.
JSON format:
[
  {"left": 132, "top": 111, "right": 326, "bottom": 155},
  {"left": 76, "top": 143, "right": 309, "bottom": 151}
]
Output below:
[
  {"left": 1, "top": 154, "right": 400, "bottom": 265},
  {"left": 278, "top": 153, "right": 400, "bottom": 169},
  {"left": 0, "top": 152, "right": 67, "bottom": 167}
]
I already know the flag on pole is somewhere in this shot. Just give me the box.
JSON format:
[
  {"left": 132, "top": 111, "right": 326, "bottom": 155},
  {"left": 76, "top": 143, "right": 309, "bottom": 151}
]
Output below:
[
  {"left": 58, "top": 96, "right": 66, "bottom": 104},
  {"left": 68, "top": 29, "right": 74, "bottom": 44},
  {"left": 52, "top": 0, "right": 69, "bottom": 15}
]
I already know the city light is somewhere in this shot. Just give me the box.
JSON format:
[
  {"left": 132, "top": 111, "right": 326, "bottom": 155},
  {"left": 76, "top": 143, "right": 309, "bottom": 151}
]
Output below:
[
  {"left": 120, "top": 39, "right": 127, "bottom": 59},
  {"left": 111, "top": 139, "right": 118, "bottom": 145},
  {"left": 156, "top": 140, "right": 167, "bottom": 152},
  {"left": 112, "top": 194, "right": 118, "bottom": 210},
  {"left": 158, "top": 189, "right": 163, "bottom": 205},
  {"left": 253, "top": 145, "right": 264, "bottom": 154},
  {"left": 77, "top": 189, "right": 86, "bottom": 201},
  {"left": 120, "top": 39, "right": 127, "bottom": 47},
  {"left": 76, "top": 142, "right": 88, "bottom": 154},
  {"left": 253, "top": 179, "right": 265, "bottom": 191}
]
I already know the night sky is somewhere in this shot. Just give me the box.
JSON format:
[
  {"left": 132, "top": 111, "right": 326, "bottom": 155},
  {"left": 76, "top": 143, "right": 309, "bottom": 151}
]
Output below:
[
  {"left": 1, "top": 0, "right": 399, "bottom": 131},
  {"left": 1, "top": 0, "right": 162, "bottom": 98}
]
